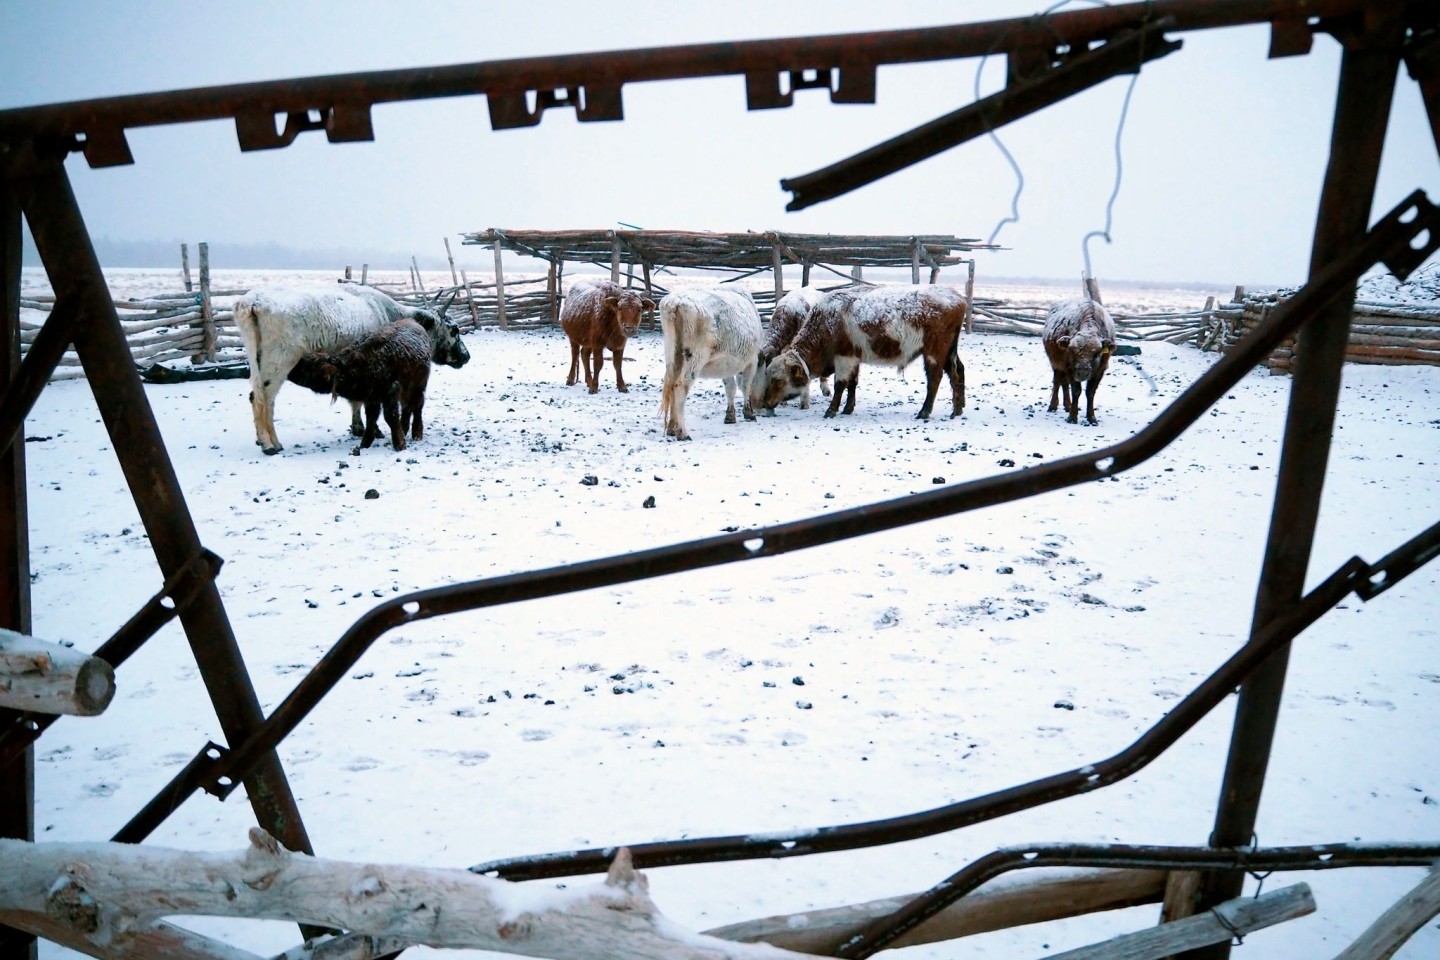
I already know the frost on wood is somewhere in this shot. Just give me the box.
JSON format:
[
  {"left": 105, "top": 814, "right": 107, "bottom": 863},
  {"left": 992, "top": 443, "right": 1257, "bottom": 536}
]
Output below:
[
  {"left": 0, "top": 832, "right": 810, "bottom": 960},
  {"left": 0, "top": 627, "right": 115, "bottom": 716}
]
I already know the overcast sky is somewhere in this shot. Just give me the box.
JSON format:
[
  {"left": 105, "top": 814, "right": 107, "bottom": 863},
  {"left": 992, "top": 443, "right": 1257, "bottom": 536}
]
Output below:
[{"left": 1, "top": 1, "right": 1435, "bottom": 286}]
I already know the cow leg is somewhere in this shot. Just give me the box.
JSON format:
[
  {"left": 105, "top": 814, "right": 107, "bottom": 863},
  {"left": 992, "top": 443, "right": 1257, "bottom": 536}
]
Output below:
[
  {"left": 1049, "top": 370, "right": 1063, "bottom": 412},
  {"left": 916, "top": 354, "right": 944, "bottom": 420},
  {"left": 841, "top": 366, "right": 860, "bottom": 415},
  {"left": 825, "top": 358, "right": 857, "bottom": 418},
  {"left": 798, "top": 380, "right": 810, "bottom": 410},
  {"left": 251, "top": 374, "right": 285, "bottom": 455},
  {"left": 583, "top": 346, "right": 601, "bottom": 393},
  {"left": 408, "top": 388, "right": 425, "bottom": 440},
  {"left": 566, "top": 337, "right": 581, "bottom": 386},
  {"left": 740, "top": 364, "right": 757, "bottom": 421},
  {"left": 613, "top": 344, "right": 628, "bottom": 393},
  {"left": 670, "top": 383, "right": 691, "bottom": 440},
  {"left": 1066, "top": 379, "right": 1080, "bottom": 424},
  {"left": 819, "top": 375, "right": 831, "bottom": 397},
  {"left": 359, "top": 400, "right": 382, "bottom": 448},
  {"left": 723, "top": 375, "right": 738, "bottom": 424},
  {"left": 384, "top": 396, "right": 406, "bottom": 451},
  {"left": 949, "top": 348, "right": 966, "bottom": 417},
  {"left": 1085, "top": 372, "right": 1103, "bottom": 425}
]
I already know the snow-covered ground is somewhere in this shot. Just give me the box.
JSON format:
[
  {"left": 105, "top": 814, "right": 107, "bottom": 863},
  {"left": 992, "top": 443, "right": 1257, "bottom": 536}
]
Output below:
[{"left": 17, "top": 268, "right": 1440, "bottom": 959}]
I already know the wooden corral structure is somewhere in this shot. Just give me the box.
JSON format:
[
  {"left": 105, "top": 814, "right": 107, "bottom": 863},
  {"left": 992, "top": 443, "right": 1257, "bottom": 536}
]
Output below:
[
  {"left": 1219, "top": 288, "right": 1440, "bottom": 372},
  {"left": 2, "top": 2, "right": 1440, "bottom": 959}
]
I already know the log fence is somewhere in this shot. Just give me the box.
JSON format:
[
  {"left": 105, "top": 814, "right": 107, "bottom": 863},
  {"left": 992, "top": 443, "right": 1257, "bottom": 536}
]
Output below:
[{"left": 1217, "top": 289, "right": 1440, "bottom": 372}]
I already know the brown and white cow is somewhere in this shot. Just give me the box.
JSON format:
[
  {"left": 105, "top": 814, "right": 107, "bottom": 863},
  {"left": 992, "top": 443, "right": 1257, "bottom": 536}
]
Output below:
[
  {"left": 752, "top": 289, "right": 845, "bottom": 414},
  {"left": 1042, "top": 297, "right": 1117, "bottom": 425},
  {"left": 820, "top": 285, "right": 967, "bottom": 420},
  {"left": 561, "top": 278, "right": 654, "bottom": 394},
  {"left": 755, "top": 286, "right": 829, "bottom": 411},
  {"left": 658, "top": 288, "right": 762, "bottom": 441}
]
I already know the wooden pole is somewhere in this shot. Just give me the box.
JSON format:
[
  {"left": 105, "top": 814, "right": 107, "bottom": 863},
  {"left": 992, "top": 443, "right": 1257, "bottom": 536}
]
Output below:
[
  {"left": 610, "top": 232, "right": 621, "bottom": 284},
  {"left": 444, "top": 237, "right": 459, "bottom": 288},
  {"left": 492, "top": 239, "right": 508, "bottom": 329},
  {"left": 852, "top": 264, "right": 863, "bottom": 282},
  {"left": 801, "top": 261, "right": 811, "bottom": 287},
  {"left": 556, "top": 258, "right": 564, "bottom": 328},
  {"left": 772, "top": 244, "right": 784, "bottom": 300},
  {"left": 360, "top": 263, "right": 369, "bottom": 286},
  {"left": 642, "top": 260, "right": 655, "bottom": 329},
  {"left": 1332, "top": 867, "right": 1440, "bottom": 960},
  {"left": 197, "top": 241, "right": 216, "bottom": 363},
  {"left": 0, "top": 628, "right": 115, "bottom": 716},
  {"left": 964, "top": 258, "right": 976, "bottom": 334},
  {"left": 179, "top": 243, "right": 192, "bottom": 293},
  {"left": 547, "top": 259, "right": 558, "bottom": 324},
  {"left": 411, "top": 256, "right": 424, "bottom": 293},
  {"left": 911, "top": 237, "right": 921, "bottom": 284},
  {"left": 343, "top": 265, "right": 352, "bottom": 282},
  {"left": 459, "top": 269, "right": 480, "bottom": 330},
  {"left": 1084, "top": 275, "right": 1104, "bottom": 304},
  {"left": 929, "top": 264, "right": 941, "bottom": 284}
]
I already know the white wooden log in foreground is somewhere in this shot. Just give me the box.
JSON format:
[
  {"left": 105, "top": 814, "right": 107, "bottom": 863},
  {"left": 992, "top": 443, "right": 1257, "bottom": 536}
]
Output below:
[
  {"left": 0, "top": 627, "right": 114, "bottom": 716},
  {"left": 0, "top": 831, "right": 810, "bottom": 960}
]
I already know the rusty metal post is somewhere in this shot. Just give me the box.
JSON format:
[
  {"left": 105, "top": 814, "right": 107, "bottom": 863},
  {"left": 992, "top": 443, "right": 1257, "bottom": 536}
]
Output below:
[
  {"left": 0, "top": 171, "right": 36, "bottom": 960},
  {"left": 9, "top": 149, "right": 318, "bottom": 865},
  {"left": 1187, "top": 15, "right": 1404, "bottom": 959}
]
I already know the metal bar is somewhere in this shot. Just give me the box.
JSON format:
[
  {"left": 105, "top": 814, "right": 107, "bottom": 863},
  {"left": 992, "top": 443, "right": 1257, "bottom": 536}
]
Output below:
[
  {"left": 0, "top": 165, "right": 36, "bottom": 960},
  {"left": 6, "top": 147, "right": 318, "bottom": 870},
  {"left": 1192, "top": 15, "right": 1406, "bottom": 957},
  {"left": 0, "top": 295, "right": 79, "bottom": 461},
  {"left": 834, "top": 840, "right": 1440, "bottom": 958},
  {"left": 781, "top": 19, "right": 1182, "bottom": 210},
  {"left": 0, "top": 1, "right": 1370, "bottom": 159},
  {"left": 0, "top": 550, "right": 222, "bottom": 771}
]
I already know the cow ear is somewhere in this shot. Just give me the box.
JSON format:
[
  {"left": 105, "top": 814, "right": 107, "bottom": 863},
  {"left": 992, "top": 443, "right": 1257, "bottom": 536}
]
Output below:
[
  {"left": 415, "top": 313, "right": 437, "bottom": 331},
  {"left": 642, "top": 299, "right": 656, "bottom": 311},
  {"left": 604, "top": 296, "right": 619, "bottom": 308},
  {"left": 1056, "top": 335, "right": 1071, "bottom": 348}
]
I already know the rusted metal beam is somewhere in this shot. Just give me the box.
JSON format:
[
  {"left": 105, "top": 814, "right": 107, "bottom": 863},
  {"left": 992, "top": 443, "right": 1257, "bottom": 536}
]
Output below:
[
  {"left": 781, "top": 19, "right": 1182, "bottom": 210},
  {"left": 4, "top": 143, "right": 319, "bottom": 889},
  {"left": 0, "top": 163, "right": 36, "bottom": 960},
  {"left": 0, "top": 1, "right": 1375, "bottom": 166},
  {"left": 1189, "top": 11, "right": 1407, "bottom": 960}
]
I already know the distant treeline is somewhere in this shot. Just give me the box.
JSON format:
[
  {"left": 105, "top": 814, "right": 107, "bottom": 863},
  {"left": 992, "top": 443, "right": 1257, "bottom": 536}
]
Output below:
[{"left": 19, "top": 231, "right": 450, "bottom": 272}]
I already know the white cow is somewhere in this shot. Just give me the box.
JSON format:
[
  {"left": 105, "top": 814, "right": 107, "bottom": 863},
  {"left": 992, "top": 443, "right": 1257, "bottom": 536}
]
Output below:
[
  {"left": 235, "top": 285, "right": 469, "bottom": 455},
  {"left": 658, "top": 289, "right": 762, "bottom": 441}
]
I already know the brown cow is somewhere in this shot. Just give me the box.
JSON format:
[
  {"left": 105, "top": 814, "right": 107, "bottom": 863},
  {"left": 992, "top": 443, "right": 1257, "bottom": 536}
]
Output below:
[
  {"left": 827, "top": 285, "right": 967, "bottom": 420},
  {"left": 1042, "top": 297, "right": 1117, "bottom": 425},
  {"left": 561, "top": 279, "right": 654, "bottom": 394}
]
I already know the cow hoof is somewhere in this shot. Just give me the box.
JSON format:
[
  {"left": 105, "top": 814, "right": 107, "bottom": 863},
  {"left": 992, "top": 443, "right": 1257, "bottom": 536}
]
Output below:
[
  {"left": 915, "top": 411, "right": 931, "bottom": 421},
  {"left": 724, "top": 413, "right": 736, "bottom": 424},
  {"left": 823, "top": 410, "right": 837, "bottom": 419},
  {"left": 262, "top": 445, "right": 282, "bottom": 456},
  {"left": 743, "top": 411, "right": 756, "bottom": 422},
  {"left": 1067, "top": 415, "right": 1079, "bottom": 424}
]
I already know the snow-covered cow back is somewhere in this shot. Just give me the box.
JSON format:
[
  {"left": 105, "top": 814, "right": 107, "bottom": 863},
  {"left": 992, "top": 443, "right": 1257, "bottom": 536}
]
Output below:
[
  {"left": 236, "top": 285, "right": 469, "bottom": 454},
  {"left": 827, "top": 285, "right": 967, "bottom": 420},
  {"left": 1042, "top": 297, "right": 1116, "bottom": 425},
  {"left": 658, "top": 289, "right": 762, "bottom": 441}
]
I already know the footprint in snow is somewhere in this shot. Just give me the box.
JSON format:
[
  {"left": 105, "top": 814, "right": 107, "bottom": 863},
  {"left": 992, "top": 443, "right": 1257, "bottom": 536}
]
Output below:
[
  {"left": 344, "top": 757, "right": 381, "bottom": 772},
  {"left": 1034, "top": 726, "right": 1066, "bottom": 739},
  {"left": 521, "top": 729, "right": 553, "bottom": 742},
  {"left": 85, "top": 782, "right": 119, "bottom": 797}
]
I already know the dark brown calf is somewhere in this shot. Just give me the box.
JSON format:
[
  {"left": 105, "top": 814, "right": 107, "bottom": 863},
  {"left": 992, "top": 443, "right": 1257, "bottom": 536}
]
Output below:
[
  {"left": 1042, "top": 298, "right": 1117, "bottom": 425},
  {"left": 287, "top": 318, "right": 431, "bottom": 451},
  {"left": 560, "top": 279, "right": 654, "bottom": 394}
]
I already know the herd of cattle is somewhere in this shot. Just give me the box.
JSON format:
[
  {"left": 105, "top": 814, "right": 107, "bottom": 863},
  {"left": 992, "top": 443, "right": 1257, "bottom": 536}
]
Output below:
[{"left": 233, "top": 279, "right": 1117, "bottom": 455}]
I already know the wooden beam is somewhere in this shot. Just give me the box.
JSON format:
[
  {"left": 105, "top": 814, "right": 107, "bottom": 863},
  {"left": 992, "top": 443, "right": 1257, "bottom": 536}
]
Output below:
[
  {"left": 705, "top": 868, "right": 1167, "bottom": 954},
  {"left": 179, "top": 243, "right": 192, "bottom": 293},
  {"left": 0, "top": 909, "right": 262, "bottom": 960},
  {"left": 443, "top": 237, "right": 459, "bottom": 288},
  {"left": 1332, "top": 868, "right": 1440, "bottom": 960},
  {"left": 610, "top": 232, "right": 621, "bottom": 284},
  {"left": 196, "top": 241, "right": 215, "bottom": 363},
  {"left": 0, "top": 628, "right": 115, "bottom": 716},
  {"left": 772, "top": 244, "right": 784, "bottom": 299},
  {"left": 459, "top": 269, "right": 480, "bottom": 330},
  {"left": 492, "top": 239, "right": 508, "bottom": 329},
  {"left": 964, "top": 259, "right": 976, "bottom": 334}
]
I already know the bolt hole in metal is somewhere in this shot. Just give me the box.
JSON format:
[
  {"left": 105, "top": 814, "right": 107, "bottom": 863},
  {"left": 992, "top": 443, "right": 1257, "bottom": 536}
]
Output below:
[
  {"left": 1095, "top": 456, "right": 1115, "bottom": 474},
  {"left": 205, "top": 747, "right": 222, "bottom": 761},
  {"left": 160, "top": 595, "right": 176, "bottom": 610},
  {"left": 402, "top": 601, "right": 420, "bottom": 616},
  {"left": 1369, "top": 571, "right": 1387, "bottom": 588},
  {"left": 1413, "top": 228, "right": 1431, "bottom": 252},
  {"left": 744, "top": 537, "right": 765, "bottom": 554}
]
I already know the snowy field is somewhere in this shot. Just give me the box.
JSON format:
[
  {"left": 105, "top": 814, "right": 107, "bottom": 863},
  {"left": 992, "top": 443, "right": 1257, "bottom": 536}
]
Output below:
[{"left": 17, "top": 268, "right": 1440, "bottom": 959}]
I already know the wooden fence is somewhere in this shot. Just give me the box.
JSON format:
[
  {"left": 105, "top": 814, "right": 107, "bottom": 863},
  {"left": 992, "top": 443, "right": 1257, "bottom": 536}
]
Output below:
[{"left": 1215, "top": 289, "right": 1440, "bottom": 372}]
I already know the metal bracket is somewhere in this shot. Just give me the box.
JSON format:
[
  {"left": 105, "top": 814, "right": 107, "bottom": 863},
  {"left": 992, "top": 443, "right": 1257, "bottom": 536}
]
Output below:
[
  {"left": 235, "top": 104, "right": 374, "bottom": 152},
  {"left": 487, "top": 82, "right": 625, "bottom": 129},
  {"left": 78, "top": 125, "right": 134, "bottom": 168},
  {"left": 1353, "top": 518, "right": 1440, "bottom": 601},
  {"left": 745, "top": 64, "right": 877, "bottom": 110},
  {"left": 1377, "top": 191, "right": 1440, "bottom": 278},
  {"left": 1268, "top": 19, "right": 1316, "bottom": 59}
]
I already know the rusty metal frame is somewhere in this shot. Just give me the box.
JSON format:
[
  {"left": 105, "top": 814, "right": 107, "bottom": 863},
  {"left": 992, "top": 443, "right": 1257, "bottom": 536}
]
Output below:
[{"left": 2, "top": 2, "right": 1438, "bottom": 958}]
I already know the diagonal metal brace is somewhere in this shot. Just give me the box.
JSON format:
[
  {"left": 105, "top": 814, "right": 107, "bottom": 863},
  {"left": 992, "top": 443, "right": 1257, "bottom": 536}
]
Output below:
[
  {"left": 0, "top": 549, "right": 222, "bottom": 770},
  {"left": 780, "top": 17, "right": 1182, "bottom": 211}
]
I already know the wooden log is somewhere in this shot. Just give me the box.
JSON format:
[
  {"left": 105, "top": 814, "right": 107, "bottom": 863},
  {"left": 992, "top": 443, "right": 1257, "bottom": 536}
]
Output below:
[
  {"left": 610, "top": 232, "right": 621, "bottom": 284},
  {"left": 0, "top": 628, "right": 115, "bottom": 717},
  {"left": 411, "top": 256, "right": 424, "bottom": 293},
  {"left": 459, "top": 269, "right": 480, "bottom": 331},
  {"left": 443, "top": 237, "right": 459, "bottom": 288},
  {"left": 773, "top": 244, "right": 784, "bottom": 300},
  {"left": 911, "top": 237, "right": 920, "bottom": 284},
  {"left": 1347, "top": 333, "right": 1440, "bottom": 349},
  {"left": 0, "top": 834, "right": 810, "bottom": 960},
  {"left": 197, "top": 241, "right": 217, "bottom": 363},
  {"left": 360, "top": 263, "right": 369, "bottom": 286},
  {"left": 0, "top": 908, "right": 263, "bottom": 960},
  {"left": 1332, "top": 867, "right": 1440, "bottom": 960},
  {"left": 965, "top": 259, "right": 976, "bottom": 334},
  {"left": 801, "top": 261, "right": 811, "bottom": 287},
  {"left": 1040, "top": 883, "right": 1314, "bottom": 960},
  {"left": 705, "top": 868, "right": 1167, "bottom": 954},
  {"left": 180, "top": 242, "right": 193, "bottom": 293},
  {"left": 1345, "top": 344, "right": 1440, "bottom": 362},
  {"left": 493, "top": 239, "right": 508, "bottom": 330},
  {"left": 1084, "top": 275, "right": 1104, "bottom": 304},
  {"left": 642, "top": 260, "right": 654, "bottom": 329}
]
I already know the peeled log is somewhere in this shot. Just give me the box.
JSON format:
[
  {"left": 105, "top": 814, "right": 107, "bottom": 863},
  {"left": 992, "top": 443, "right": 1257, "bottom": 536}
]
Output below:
[
  {"left": 0, "top": 628, "right": 115, "bottom": 716},
  {"left": 0, "top": 832, "right": 812, "bottom": 960}
]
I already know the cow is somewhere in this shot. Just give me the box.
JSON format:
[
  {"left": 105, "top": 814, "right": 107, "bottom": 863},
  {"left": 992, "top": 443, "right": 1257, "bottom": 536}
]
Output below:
[
  {"left": 751, "top": 289, "right": 845, "bottom": 415},
  {"left": 235, "top": 285, "right": 470, "bottom": 455},
  {"left": 755, "top": 287, "right": 829, "bottom": 411},
  {"left": 811, "top": 285, "right": 968, "bottom": 420},
  {"left": 286, "top": 319, "right": 431, "bottom": 451},
  {"left": 560, "top": 278, "right": 654, "bottom": 393},
  {"left": 1043, "top": 297, "right": 1117, "bottom": 425},
  {"left": 658, "top": 288, "right": 762, "bottom": 441}
]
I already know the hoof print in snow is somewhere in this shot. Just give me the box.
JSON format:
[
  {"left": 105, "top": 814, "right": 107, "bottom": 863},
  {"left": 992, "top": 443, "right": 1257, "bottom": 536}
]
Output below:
[
  {"left": 795, "top": 700, "right": 813, "bottom": 710},
  {"left": 792, "top": 676, "right": 805, "bottom": 686},
  {"left": 364, "top": 489, "right": 379, "bottom": 500},
  {"left": 642, "top": 496, "right": 656, "bottom": 508},
  {"left": 581, "top": 475, "right": 599, "bottom": 486},
  {"left": 996, "top": 565, "right": 1014, "bottom": 575},
  {"left": 999, "top": 458, "right": 1015, "bottom": 467},
  {"left": 1054, "top": 700, "right": 1075, "bottom": 711},
  {"left": 1079, "top": 593, "right": 1107, "bottom": 605},
  {"left": 932, "top": 476, "right": 945, "bottom": 484},
  {"left": 763, "top": 680, "right": 777, "bottom": 688}
]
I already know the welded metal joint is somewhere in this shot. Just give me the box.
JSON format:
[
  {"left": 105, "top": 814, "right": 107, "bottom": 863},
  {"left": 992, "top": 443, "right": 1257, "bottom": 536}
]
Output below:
[
  {"left": 1268, "top": 18, "right": 1316, "bottom": 58},
  {"left": 236, "top": 104, "right": 375, "bottom": 152},
  {"left": 745, "top": 65, "right": 877, "bottom": 110}
]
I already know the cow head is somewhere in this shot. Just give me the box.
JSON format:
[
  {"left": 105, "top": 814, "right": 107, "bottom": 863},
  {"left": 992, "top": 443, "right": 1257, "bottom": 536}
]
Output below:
[
  {"left": 1056, "top": 328, "right": 1107, "bottom": 383},
  {"left": 756, "top": 350, "right": 810, "bottom": 411},
  {"left": 606, "top": 291, "right": 655, "bottom": 338},
  {"left": 415, "top": 292, "right": 471, "bottom": 368}
]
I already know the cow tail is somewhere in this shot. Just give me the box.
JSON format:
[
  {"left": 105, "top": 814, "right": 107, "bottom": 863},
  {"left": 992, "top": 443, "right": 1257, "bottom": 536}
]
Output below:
[{"left": 235, "top": 295, "right": 261, "bottom": 373}]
